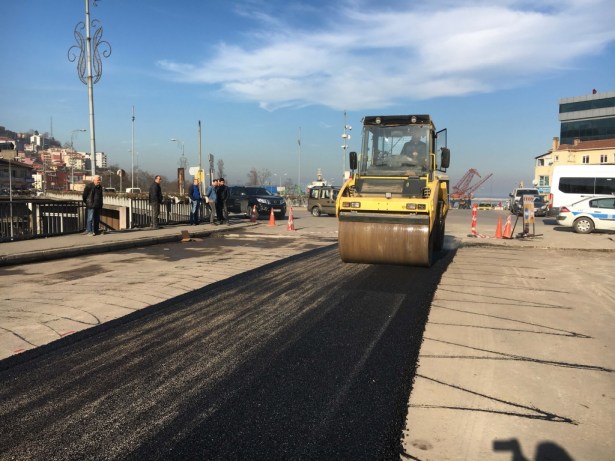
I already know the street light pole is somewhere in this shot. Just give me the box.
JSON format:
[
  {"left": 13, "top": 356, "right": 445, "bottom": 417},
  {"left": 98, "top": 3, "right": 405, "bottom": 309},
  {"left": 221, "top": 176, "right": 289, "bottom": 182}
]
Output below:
[
  {"left": 71, "top": 128, "right": 86, "bottom": 150},
  {"left": 297, "top": 127, "right": 302, "bottom": 196},
  {"left": 171, "top": 138, "right": 186, "bottom": 195},
  {"left": 70, "top": 128, "right": 86, "bottom": 191},
  {"left": 170, "top": 138, "right": 186, "bottom": 165},
  {"left": 198, "top": 120, "right": 202, "bottom": 183},
  {"left": 131, "top": 106, "right": 135, "bottom": 190}
]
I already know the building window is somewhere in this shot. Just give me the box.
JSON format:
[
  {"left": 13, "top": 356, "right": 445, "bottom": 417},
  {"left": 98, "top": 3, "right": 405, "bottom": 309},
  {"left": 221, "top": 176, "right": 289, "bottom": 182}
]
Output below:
[
  {"left": 554, "top": 155, "right": 559, "bottom": 161},
  {"left": 601, "top": 154, "right": 608, "bottom": 163},
  {"left": 582, "top": 155, "right": 590, "bottom": 164},
  {"left": 560, "top": 118, "right": 615, "bottom": 144},
  {"left": 539, "top": 176, "right": 550, "bottom": 186},
  {"left": 559, "top": 97, "right": 615, "bottom": 113}
]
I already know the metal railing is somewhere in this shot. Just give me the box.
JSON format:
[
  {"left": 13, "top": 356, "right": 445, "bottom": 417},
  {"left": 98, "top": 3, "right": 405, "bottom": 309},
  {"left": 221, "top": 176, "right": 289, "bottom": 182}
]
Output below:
[
  {"left": 0, "top": 199, "right": 86, "bottom": 243},
  {"left": 128, "top": 199, "right": 212, "bottom": 228},
  {"left": 1, "top": 193, "right": 302, "bottom": 242},
  {"left": 0, "top": 197, "right": 213, "bottom": 242}
]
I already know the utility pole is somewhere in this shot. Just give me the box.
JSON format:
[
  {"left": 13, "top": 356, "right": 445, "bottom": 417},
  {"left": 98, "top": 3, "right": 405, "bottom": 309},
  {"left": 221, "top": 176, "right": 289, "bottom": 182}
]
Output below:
[
  {"left": 298, "top": 127, "right": 302, "bottom": 196},
  {"left": 198, "top": 120, "right": 203, "bottom": 193}
]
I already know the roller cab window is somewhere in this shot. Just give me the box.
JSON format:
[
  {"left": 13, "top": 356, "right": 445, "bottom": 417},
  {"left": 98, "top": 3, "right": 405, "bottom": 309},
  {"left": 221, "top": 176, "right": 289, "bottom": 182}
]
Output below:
[{"left": 361, "top": 124, "right": 431, "bottom": 176}]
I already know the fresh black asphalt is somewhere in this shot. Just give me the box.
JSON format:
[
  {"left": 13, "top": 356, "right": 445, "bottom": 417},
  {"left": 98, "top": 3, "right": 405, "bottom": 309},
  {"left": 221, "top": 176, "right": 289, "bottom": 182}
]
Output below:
[{"left": 0, "top": 246, "right": 454, "bottom": 460}]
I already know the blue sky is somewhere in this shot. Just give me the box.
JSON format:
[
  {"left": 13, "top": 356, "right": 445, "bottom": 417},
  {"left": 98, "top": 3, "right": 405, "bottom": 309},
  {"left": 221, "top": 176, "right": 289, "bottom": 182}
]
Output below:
[{"left": 2, "top": 0, "right": 615, "bottom": 196}]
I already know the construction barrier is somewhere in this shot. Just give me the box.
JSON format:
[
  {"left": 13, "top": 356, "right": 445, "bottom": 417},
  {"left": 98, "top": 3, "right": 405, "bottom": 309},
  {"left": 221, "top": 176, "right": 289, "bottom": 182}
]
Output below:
[
  {"left": 287, "top": 207, "right": 295, "bottom": 231},
  {"left": 470, "top": 204, "right": 477, "bottom": 236},
  {"left": 468, "top": 204, "right": 487, "bottom": 237}
]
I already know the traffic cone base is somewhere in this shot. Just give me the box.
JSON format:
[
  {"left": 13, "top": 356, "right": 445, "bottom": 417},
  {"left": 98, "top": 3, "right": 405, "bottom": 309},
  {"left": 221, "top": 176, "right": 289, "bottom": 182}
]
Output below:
[{"left": 268, "top": 207, "right": 276, "bottom": 226}]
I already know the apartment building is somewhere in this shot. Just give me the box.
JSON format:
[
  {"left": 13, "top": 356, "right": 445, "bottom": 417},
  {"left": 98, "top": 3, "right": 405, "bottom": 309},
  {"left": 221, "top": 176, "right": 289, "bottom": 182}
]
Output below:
[{"left": 534, "top": 137, "right": 615, "bottom": 196}]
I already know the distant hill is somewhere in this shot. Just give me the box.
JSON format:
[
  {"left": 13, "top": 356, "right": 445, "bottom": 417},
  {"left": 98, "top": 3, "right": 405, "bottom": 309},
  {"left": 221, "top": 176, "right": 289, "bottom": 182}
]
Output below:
[{"left": 0, "top": 126, "right": 61, "bottom": 147}]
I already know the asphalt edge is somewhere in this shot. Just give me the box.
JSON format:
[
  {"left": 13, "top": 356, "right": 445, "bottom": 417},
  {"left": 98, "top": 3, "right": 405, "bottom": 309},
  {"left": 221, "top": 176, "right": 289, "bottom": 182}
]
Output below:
[{"left": 0, "top": 222, "right": 259, "bottom": 267}]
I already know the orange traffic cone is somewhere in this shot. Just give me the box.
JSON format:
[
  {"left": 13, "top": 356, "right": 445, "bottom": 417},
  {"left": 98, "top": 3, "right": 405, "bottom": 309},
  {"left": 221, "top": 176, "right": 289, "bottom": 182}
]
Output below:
[
  {"left": 268, "top": 207, "right": 276, "bottom": 227},
  {"left": 287, "top": 207, "right": 295, "bottom": 231},
  {"left": 495, "top": 216, "right": 503, "bottom": 239},
  {"left": 503, "top": 215, "right": 512, "bottom": 239},
  {"left": 250, "top": 205, "right": 257, "bottom": 223}
]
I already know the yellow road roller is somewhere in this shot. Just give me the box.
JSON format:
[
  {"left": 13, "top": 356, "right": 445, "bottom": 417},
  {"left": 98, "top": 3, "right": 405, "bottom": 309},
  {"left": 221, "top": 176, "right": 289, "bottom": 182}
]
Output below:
[{"left": 336, "top": 114, "right": 450, "bottom": 267}]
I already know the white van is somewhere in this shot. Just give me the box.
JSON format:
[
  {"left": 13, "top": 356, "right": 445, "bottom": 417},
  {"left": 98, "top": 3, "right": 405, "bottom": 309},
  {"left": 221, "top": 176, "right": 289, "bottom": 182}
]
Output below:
[
  {"left": 549, "top": 165, "right": 615, "bottom": 215},
  {"left": 125, "top": 187, "right": 142, "bottom": 194}
]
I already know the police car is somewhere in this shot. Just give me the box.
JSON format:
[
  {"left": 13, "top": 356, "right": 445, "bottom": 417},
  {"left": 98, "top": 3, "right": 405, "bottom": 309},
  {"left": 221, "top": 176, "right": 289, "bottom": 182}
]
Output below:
[{"left": 556, "top": 195, "right": 615, "bottom": 234}]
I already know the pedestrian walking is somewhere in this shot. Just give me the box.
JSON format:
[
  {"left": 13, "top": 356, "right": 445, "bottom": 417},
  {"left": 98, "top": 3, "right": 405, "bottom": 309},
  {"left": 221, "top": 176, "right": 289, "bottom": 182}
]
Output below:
[
  {"left": 82, "top": 175, "right": 103, "bottom": 236},
  {"left": 216, "top": 177, "right": 230, "bottom": 225},
  {"left": 149, "top": 175, "right": 163, "bottom": 229},
  {"left": 188, "top": 178, "right": 202, "bottom": 225},
  {"left": 205, "top": 178, "right": 218, "bottom": 225}
]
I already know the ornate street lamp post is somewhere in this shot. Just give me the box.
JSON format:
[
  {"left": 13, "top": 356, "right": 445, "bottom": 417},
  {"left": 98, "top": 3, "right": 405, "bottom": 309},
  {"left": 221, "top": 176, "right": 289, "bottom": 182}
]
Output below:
[
  {"left": 68, "top": 0, "right": 111, "bottom": 177},
  {"left": 341, "top": 111, "right": 352, "bottom": 176}
]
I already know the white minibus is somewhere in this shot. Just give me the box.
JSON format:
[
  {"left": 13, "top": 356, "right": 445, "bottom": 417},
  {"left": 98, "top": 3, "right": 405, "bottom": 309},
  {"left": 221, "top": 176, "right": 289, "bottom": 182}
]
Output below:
[{"left": 549, "top": 165, "right": 615, "bottom": 214}]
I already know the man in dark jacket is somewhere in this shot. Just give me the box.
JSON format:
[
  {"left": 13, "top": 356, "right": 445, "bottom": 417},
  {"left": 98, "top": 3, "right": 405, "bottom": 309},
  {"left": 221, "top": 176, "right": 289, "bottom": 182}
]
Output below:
[
  {"left": 215, "top": 177, "right": 229, "bottom": 225},
  {"left": 149, "top": 175, "right": 163, "bottom": 229},
  {"left": 82, "top": 175, "right": 103, "bottom": 236}
]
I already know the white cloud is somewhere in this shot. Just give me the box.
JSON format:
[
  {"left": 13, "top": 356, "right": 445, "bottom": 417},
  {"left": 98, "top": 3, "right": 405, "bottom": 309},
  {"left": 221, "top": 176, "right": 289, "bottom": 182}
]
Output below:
[{"left": 156, "top": 0, "right": 615, "bottom": 110}]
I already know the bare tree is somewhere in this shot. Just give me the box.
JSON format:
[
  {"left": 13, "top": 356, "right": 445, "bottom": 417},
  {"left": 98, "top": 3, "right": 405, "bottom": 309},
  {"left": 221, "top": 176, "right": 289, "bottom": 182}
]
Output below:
[
  {"left": 259, "top": 168, "right": 272, "bottom": 185},
  {"left": 246, "top": 167, "right": 259, "bottom": 185},
  {"left": 245, "top": 167, "right": 273, "bottom": 185}
]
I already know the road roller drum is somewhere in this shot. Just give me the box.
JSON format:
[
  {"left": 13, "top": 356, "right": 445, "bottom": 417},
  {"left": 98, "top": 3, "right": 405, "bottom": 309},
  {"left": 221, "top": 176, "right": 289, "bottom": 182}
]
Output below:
[{"left": 338, "top": 220, "right": 431, "bottom": 266}]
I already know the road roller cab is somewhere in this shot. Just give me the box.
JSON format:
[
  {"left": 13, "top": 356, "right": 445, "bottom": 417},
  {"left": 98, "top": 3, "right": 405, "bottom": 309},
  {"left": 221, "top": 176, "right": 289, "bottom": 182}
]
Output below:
[{"left": 336, "top": 114, "right": 450, "bottom": 267}]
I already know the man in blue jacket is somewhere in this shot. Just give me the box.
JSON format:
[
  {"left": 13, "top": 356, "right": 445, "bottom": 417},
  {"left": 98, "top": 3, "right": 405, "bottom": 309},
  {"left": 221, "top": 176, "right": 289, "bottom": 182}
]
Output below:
[{"left": 188, "top": 178, "right": 202, "bottom": 225}]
